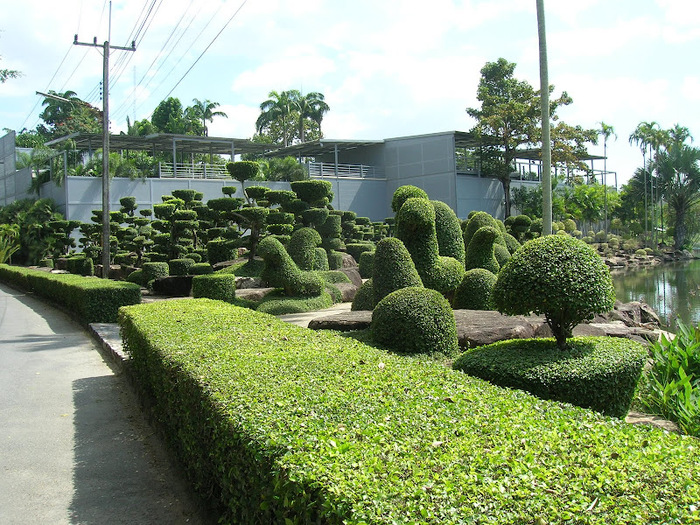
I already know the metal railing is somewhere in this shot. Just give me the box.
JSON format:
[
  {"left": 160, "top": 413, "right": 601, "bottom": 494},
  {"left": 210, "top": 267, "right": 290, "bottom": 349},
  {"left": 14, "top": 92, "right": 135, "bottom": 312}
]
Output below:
[
  {"left": 307, "top": 161, "right": 385, "bottom": 179},
  {"left": 157, "top": 161, "right": 229, "bottom": 179}
]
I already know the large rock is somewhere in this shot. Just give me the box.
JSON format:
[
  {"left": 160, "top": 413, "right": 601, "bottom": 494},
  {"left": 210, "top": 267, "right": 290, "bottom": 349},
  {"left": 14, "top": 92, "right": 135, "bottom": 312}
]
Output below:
[
  {"left": 308, "top": 310, "right": 372, "bottom": 331},
  {"left": 452, "top": 310, "right": 538, "bottom": 348},
  {"left": 334, "top": 282, "right": 358, "bottom": 302},
  {"left": 339, "top": 267, "right": 363, "bottom": 288}
]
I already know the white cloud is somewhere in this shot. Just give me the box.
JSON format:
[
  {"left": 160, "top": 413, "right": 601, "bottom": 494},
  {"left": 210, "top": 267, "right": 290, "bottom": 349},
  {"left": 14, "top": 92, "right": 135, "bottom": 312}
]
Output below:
[{"left": 681, "top": 76, "right": 700, "bottom": 101}]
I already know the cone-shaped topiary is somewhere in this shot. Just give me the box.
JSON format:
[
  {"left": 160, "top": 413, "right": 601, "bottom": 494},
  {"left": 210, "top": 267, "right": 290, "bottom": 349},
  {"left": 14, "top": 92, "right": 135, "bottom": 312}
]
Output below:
[
  {"left": 391, "top": 185, "right": 429, "bottom": 213},
  {"left": 492, "top": 235, "right": 616, "bottom": 349},
  {"left": 452, "top": 268, "right": 497, "bottom": 310},
  {"left": 288, "top": 227, "right": 322, "bottom": 271},
  {"left": 432, "top": 200, "right": 465, "bottom": 264},
  {"left": 372, "top": 237, "right": 423, "bottom": 305},
  {"left": 258, "top": 236, "right": 324, "bottom": 297},
  {"left": 465, "top": 226, "right": 500, "bottom": 274},
  {"left": 372, "top": 287, "right": 459, "bottom": 355},
  {"left": 351, "top": 278, "right": 376, "bottom": 311}
]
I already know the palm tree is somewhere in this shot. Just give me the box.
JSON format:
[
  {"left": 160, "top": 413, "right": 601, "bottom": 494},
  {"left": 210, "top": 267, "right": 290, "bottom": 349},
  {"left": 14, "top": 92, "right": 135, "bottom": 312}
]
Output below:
[
  {"left": 39, "top": 90, "right": 81, "bottom": 127},
  {"left": 191, "top": 98, "right": 228, "bottom": 136},
  {"left": 598, "top": 122, "right": 617, "bottom": 232},
  {"left": 297, "top": 92, "right": 330, "bottom": 142},
  {"left": 629, "top": 121, "right": 660, "bottom": 243},
  {"left": 256, "top": 90, "right": 300, "bottom": 147},
  {"left": 655, "top": 143, "right": 700, "bottom": 249}
]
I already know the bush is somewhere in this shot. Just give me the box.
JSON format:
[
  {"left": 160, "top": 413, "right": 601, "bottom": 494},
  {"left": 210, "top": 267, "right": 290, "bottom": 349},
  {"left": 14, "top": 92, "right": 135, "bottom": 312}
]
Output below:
[
  {"left": 287, "top": 227, "right": 322, "bottom": 271},
  {"left": 258, "top": 237, "right": 324, "bottom": 297},
  {"left": 372, "top": 237, "right": 423, "bottom": 305},
  {"left": 127, "top": 268, "right": 145, "bottom": 286},
  {"left": 66, "top": 255, "right": 94, "bottom": 277},
  {"left": 502, "top": 232, "right": 522, "bottom": 254},
  {"left": 142, "top": 261, "right": 169, "bottom": 284},
  {"left": 344, "top": 242, "right": 374, "bottom": 263},
  {"left": 207, "top": 239, "right": 237, "bottom": 265},
  {"left": 372, "top": 287, "right": 458, "bottom": 355},
  {"left": 391, "top": 185, "right": 428, "bottom": 213},
  {"left": 290, "top": 180, "right": 332, "bottom": 206},
  {"left": 0, "top": 264, "right": 140, "bottom": 323},
  {"left": 453, "top": 337, "right": 647, "bottom": 418},
  {"left": 351, "top": 278, "right": 375, "bottom": 311},
  {"left": 312, "top": 247, "right": 329, "bottom": 271},
  {"left": 327, "top": 250, "right": 343, "bottom": 270},
  {"left": 493, "top": 235, "right": 616, "bottom": 349},
  {"left": 256, "top": 289, "right": 334, "bottom": 315},
  {"left": 169, "top": 258, "right": 194, "bottom": 276},
  {"left": 358, "top": 250, "right": 374, "bottom": 279},
  {"left": 465, "top": 226, "right": 500, "bottom": 274},
  {"left": 432, "top": 200, "right": 465, "bottom": 264},
  {"left": 190, "top": 262, "right": 213, "bottom": 275},
  {"left": 493, "top": 243, "right": 511, "bottom": 268},
  {"left": 452, "top": 268, "right": 497, "bottom": 310},
  {"left": 191, "top": 274, "right": 236, "bottom": 303},
  {"left": 462, "top": 211, "right": 499, "bottom": 249}
]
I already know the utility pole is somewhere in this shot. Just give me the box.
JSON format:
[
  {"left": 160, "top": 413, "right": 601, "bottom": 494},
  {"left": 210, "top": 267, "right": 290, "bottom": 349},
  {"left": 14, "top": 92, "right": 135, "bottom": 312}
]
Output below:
[
  {"left": 73, "top": 35, "right": 135, "bottom": 278},
  {"left": 536, "top": 0, "right": 552, "bottom": 236}
]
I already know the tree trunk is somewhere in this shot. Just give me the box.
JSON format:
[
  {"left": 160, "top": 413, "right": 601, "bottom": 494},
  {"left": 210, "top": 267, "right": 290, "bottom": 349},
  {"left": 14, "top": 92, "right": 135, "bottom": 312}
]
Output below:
[
  {"left": 501, "top": 176, "right": 512, "bottom": 219},
  {"left": 674, "top": 205, "right": 686, "bottom": 250}
]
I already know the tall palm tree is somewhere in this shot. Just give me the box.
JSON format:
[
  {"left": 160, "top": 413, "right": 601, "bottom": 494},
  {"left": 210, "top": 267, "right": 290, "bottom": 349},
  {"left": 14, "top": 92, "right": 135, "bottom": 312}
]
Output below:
[
  {"left": 598, "top": 122, "right": 617, "bottom": 232},
  {"left": 191, "top": 98, "right": 228, "bottom": 136},
  {"left": 629, "top": 121, "right": 659, "bottom": 243},
  {"left": 39, "top": 90, "right": 82, "bottom": 127},
  {"left": 256, "top": 90, "right": 300, "bottom": 147},
  {"left": 297, "top": 91, "right": 330, "bottom": 142}
]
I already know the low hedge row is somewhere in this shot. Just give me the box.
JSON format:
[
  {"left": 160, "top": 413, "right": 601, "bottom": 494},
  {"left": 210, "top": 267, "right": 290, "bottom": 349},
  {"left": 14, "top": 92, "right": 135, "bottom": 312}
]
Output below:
[
  {"left": 452, "top": 337, "right": 647, "bottom": 418},
  {"left": 0, "top": 264, "right": 141, "bottom": 323},
  {"left": 120, "top": 299, "right": 700, "bottom": 524}
]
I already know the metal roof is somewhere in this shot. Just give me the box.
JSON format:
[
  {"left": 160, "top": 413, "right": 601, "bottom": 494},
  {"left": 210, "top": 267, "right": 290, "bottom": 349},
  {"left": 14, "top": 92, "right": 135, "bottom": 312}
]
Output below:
[
  {"left": 264, "top": 139, "right": 385, "bottom": 158},
  {"left": 44, "top": 132, "right": 275, "bottom": 156}
]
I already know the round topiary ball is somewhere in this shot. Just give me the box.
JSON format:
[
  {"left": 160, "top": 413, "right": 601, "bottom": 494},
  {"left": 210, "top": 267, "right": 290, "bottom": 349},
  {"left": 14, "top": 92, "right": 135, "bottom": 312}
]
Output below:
[
  {"left": 492, "top": 235, "right": 616, "bottom": 349},
  {"left": 452, "top": 268, "right": 497, "bottom": 310},
  {"left": 372, "top": 287, "right": 458, "bottom": 355}
]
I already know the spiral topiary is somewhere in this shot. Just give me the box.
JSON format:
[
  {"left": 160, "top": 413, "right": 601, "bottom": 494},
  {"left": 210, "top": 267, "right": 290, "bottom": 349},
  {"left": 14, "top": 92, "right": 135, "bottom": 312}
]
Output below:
[
  {"left": 465, "top": 226, "right": 500, "bottom": 274},
  {"left": 492, "top": 235, "right": 616, "bottom": 349},
  {"left": 452, "top": 268, "right": 497, "bottom": 310},
  {"left": 372, "top": 237, "right": 423, "bottom": 305},
  {"left": 372, "top": 287, "right": 459, "bottom": 355}
]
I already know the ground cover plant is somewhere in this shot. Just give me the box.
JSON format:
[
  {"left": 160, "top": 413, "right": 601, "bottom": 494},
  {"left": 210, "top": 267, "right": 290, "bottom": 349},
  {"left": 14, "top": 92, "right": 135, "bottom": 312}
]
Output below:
[{"left": 120, "top": 299, "right": 700, "bottom": 524}]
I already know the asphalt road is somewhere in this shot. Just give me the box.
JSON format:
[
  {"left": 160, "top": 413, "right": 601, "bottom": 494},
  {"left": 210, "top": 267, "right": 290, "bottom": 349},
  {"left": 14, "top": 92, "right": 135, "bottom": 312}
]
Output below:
[{"left": 0, "top": 283, "right": 212, "bottom": 524}]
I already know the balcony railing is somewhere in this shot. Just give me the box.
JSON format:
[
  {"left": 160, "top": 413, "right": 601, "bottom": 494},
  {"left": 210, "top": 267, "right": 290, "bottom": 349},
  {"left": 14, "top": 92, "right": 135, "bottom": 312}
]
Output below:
[
  {"left": 157, "top": 161, "right": 229, "bottom": 179},
  {"left": 307, "top": 161, "right": 385, "bottom": 179}
]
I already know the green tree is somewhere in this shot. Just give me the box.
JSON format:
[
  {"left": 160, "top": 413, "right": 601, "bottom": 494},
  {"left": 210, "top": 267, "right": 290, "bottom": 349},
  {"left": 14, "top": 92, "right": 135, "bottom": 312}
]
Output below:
[
  {"left": 256, "top": 90, "right": 299, "bottom": 147},
  {"left": 37, "top": 90, "right": 102, "bottom": 138},
  {"left": 296, "top": 92, "right": 329, "bottom": 142},
  {"left": 191, "top": 98, "right": 228, "bottom": 137},
  {"left": 152, "top": 97, "right": 185, "bottom": 134},
  {"left": 598, "top": 121, "right": 617, "bottom": 231}
]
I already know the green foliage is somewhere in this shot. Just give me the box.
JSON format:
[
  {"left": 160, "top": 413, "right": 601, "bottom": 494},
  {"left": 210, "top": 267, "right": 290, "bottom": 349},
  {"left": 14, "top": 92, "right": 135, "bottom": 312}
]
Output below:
[
  {"left": 258, "top": 237, "right": 323, "bottom": 297},
  {"left": 351, "top": 278, "right": 375, "bottom": 311},
  {"left": 191, "top": 274, "right": 236, "bottom": 303},
  {"left": 462, "top": 211, "right": 499, "bottom": 249},
  {"left": 493, "top": 235, "right": 616, "bottom": 349},
  {"left": 0, "top": 264, "right": 140, "bottom": 323},
  {"left": 256, "top": 290, "right": 333, "bottom": 315},
  {"left": 358, "top": 250, "right": 374, "bottom": 279},
  {"left": 432, "top": 200, "right": 465, "bottom": 264},
  {"left": 391, "top": 185, "right": 429, "bottom": 213},
  {"left": 66, "top": 255, "right": 94, "bottom": 276},
  {"left": 127, "top": 268, "right": 144, "bottom": 286},
  {"left": 207, "top": 239, "right": 237, "bottom": 265},
  {"left": 465, "top": 226, "right": 500, "bottom": 273},
  {"left": 327, "top": 250, "right": 343, "bottom": 270},
  {"left": 493, "top": 243, "right": 511, "bottom": 267},
  {"left": 0, "top": 224, "right": 20, "bottom": 263},
  {"left": 502, "top": 231, "right": 522, "bottom": 254},
  {"left": 344, "top": 242, "right": 374, "bottom": 263},
  {"left": 453, "top": 268, "right": 497, "bottom": 310},
  {"left": 142, "top": 261, "right": 169, "bottom": 285},
  {"left": 639, "top": 321, "right": 700, "bottom": 436},
  {"left": 372, "top": 237, "right": 423, "bottom": 305},
  {"left": 453, "top": 337, "right": 647, "bottom": 418},
  {"left": 287, "top": 227, "right": 322, "bottom": 271},
  {"left": 312, "top": 247, "right": 329, "bottom": 271},
  {"left": 290, "top": 180, "right": 333, "bottom": 206},
  {"left": 169, "top": 258, "right": 195, "bottom": 276},
  {"left": 226, "top": 160, "right": 260, "bottom": 183},
  {"left": 372, "top": 287, "right": 459, "bottom": 355}
]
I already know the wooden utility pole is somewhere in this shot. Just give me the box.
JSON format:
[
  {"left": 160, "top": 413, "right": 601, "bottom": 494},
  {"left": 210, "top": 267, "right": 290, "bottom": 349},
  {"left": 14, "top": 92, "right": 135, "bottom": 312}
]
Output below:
[{"left": 73, "top": 35, "right": 135, "bottom": 277}]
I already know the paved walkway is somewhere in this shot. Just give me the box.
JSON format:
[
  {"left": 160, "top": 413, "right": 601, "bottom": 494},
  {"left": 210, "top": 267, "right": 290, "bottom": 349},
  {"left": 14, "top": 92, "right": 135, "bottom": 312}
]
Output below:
[{"left": 0, "top": 284, "right": 211, "bottom": 524}]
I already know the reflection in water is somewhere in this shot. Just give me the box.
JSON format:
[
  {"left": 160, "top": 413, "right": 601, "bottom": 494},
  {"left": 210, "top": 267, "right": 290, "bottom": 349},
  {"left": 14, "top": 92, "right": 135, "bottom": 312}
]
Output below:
[{"left": 611, "top": 260, "right": 700, "bottom": 330}]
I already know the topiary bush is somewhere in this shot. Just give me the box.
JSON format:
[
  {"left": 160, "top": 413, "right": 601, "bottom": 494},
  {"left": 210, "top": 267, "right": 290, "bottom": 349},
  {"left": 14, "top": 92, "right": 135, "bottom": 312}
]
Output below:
[
  {"left": 287, "top": 227, "right": 322, "bottom": 271},
  {"left": 432, "top": 200, "right": 465, "bottom": 264},
  {"left": 351, "top": 278, "right": 375, "bottom": 311},
  {"left": 372, "top": 286, "right": 458, "bottom": 355},
  {"left": 462, "top": 211, "right": 499, "bottom": 249},
  {"left": 169, "top": 258, "right": 195, "bottom": 276},
  {"left": 465, "top": 226, "right": 500, "bottom": 274},
  {"left": 453, "top": 337, "right": 647, "bottom": 418},
  {"left": 258, "top": 237, "right": 324, "bottom": 297},
  {"left": 142, "top": 261, "right": 169, "bottom": 285},
  {"left": 391, "top": 185, "right": 429, "bottom": 213},
  {"left": 312, "top": 247, "right": 329, "bottom": 271},
  {"left": 492, "top": 235, "right": 616, "bottom": 349},
  {"left": 502, "top": 232, "right": 522, "bottom": 254},
  {"left": 358, "top": 250, "right": 374, "bottom": 279},
  {"left": 190, "top": 262, "right": 213, "bottom": 275},
  {"left": 452, "top": 268, "right": 497, "bottom": 310},
  {"left": 192, "top": 274, "right": 236, "bottom": 303},
  {"left": 127, "top": 268, "right": 144, "bottom": 286},
  {"left": 372, "top": 237, "right": 423, "bottom": 305}
]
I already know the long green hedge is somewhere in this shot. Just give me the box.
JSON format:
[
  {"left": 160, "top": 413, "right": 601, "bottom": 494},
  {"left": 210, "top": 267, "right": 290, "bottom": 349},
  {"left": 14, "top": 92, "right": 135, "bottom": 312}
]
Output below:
[
  {"left": 120, "top": 299, "right": 700, "bottom": 524},
  {"left": 0, "top": 264, "right": 141, "bottom": 323}
]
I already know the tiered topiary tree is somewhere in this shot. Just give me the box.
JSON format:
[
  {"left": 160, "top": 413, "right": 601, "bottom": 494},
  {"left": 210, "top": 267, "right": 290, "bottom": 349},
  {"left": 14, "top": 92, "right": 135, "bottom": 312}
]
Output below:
[{"left": 492, "top": 235, "right": 616, "bottom": 349}]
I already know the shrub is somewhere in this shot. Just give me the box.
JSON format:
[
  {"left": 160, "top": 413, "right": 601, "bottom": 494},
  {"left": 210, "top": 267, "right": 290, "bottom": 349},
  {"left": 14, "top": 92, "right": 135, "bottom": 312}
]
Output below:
[
  {"left": 493, "top": 243, "right": 511, "bottom": 268},
  {"left": 351, "top": 278, "right": 375, "bottom": 311},
  {"left": 327, "top": 250, "right": 343, "bottom": 270},
  {"left": 169, "top": 258, "right": 194, "bottom": 276},
  {"left": 358, "top": 250, "right": 374, "bottom": 279},
  {"left": 462, "top": 211, "right": 498, "bottom": 248},
  {"left": 502, "top": 232, "right": 521, "bottom": 254},
  {"left": 372, "top": 286, "right": 458, "bottom": 355},
  {"left": 452, "top": 268, "right": 497, "bottom": 310},
  {"left": 391, "top": 185, "right": 428, "bottom": 213},
  {"left": 258, "top": 237, "right": 324, "bottom": 297},
  {"left": 493, "top": 235, "right": 616, "bottom": 349},
  {"left": 312, "top": 248, "right": 329, "bottom": 271},
  {"left": 207, "top": 239, "right": 237, "bottom": 265},
  {"left": 635, "top": 249, "right": 647, "bottom": 257},
  {"left": 190, "top": 262, "right": 213, "bottom": 275},
  {"left": 465, "top": 226, "right": 500, "bottom": 274},
  {"left": 344, "top": 242, "right": 374, "bottom": 263},
  {"left": 372, "top": 237, "right": 423, "bottom": 305},
  {"left": 563, "top": 218, "right": 577, "bottom": 232},
  {"left": 256, "top": 289, "right": 334, "bottom": 315},
  {"left": 127, "top": 268, "right": 145, "bottom": 286},
  {"left": 191, "top": 274, "right": 236, "bottom": 302},
  {"left": 290, "top": 180, "right": 333, "bottom": 206},
  {"left": 66, "top": 255, "right": 94, "bottom": 277},
  {"left": 287, "top": 227, "right": 322, "bottom": 271},
  {"left": 65, "top": 299, "right": 700, "bottom": 522},
  {"left": 142, "top": 261, "right": 169, "bottom": 284},
  {"left": 432, "top": 201, "right": 466, "bottom": 264},
  {"left": 453, "top": 337, "right": 647, "bottom": 418}
]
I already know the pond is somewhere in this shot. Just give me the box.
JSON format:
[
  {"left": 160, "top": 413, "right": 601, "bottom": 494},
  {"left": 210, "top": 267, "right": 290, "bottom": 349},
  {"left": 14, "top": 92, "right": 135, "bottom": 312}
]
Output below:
[{"left": 611, "top": 259, "right": 700, "bottom": 330}]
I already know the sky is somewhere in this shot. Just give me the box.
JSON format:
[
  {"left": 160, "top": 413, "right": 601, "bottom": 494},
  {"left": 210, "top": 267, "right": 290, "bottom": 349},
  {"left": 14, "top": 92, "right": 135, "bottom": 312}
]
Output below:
[{"left": 1, "top": 0, "right": 699, "bottom": 187}]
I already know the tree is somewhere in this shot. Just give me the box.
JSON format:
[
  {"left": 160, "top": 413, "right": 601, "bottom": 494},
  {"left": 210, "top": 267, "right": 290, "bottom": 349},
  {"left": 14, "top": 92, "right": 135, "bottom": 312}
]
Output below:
[
  {"left": 256, "top": 90, "right": 299, "bottom": 147},
  {"left": 36, "top": 91, "right": 102, "bottom": 138},
  {"left": 598, "top": 121, "right": 617, "bottom": 231},
  {"left": 296, "top": 92, "right": 329, "bottom": 142},
  {"left": 191, "top": 98, "right": 228, "bottom": 136},
  {"left": 467, "top": 58, "right": 575, "bottom": 218},
  {"left": 152, "top": 97, "right": 185, "bottom": 134}
]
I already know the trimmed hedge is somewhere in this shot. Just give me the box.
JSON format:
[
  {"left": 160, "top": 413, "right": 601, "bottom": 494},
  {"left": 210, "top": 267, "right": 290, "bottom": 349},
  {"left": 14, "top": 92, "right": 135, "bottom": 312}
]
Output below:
[
  {"left": 259, "top": 237, "right": 324, "bottom": 297},
  {"left": 372, "top": 286, "right": 459, "bottom": 356},
  {"left": 453, "top": 337, "right": 647, "bottom": 418},
  {"left": 119, "top": 299, "right": 700, "bottom": 524},
  {"left": 169, "top": 258, "right": 195, "bottom": 276},
  {"left": 190, "top": 262, "right": 214, "bottom": 275},
  {"left": 191, "top": 274, "right": 236, "bottom": 303},
  {"left": 255, "top": 289, "right": 334, "bottom": 315},
  {"left": 465, "top": 225, "right": 500, "bottom": 274},
  {"left": 351, "top": 278, "right": 375, "bottom": 311},
  {"left": 288, "top": 227, "right": 322, "bottom": 271},
  {"left": 358, "top": 250, "right": 374, "bottom": 279},
  {"left": 0, "top": 264, "right": 140, "bottom": 323},
  {"left": 142, "top": 261, "right": 169, "bottom": 284}
]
